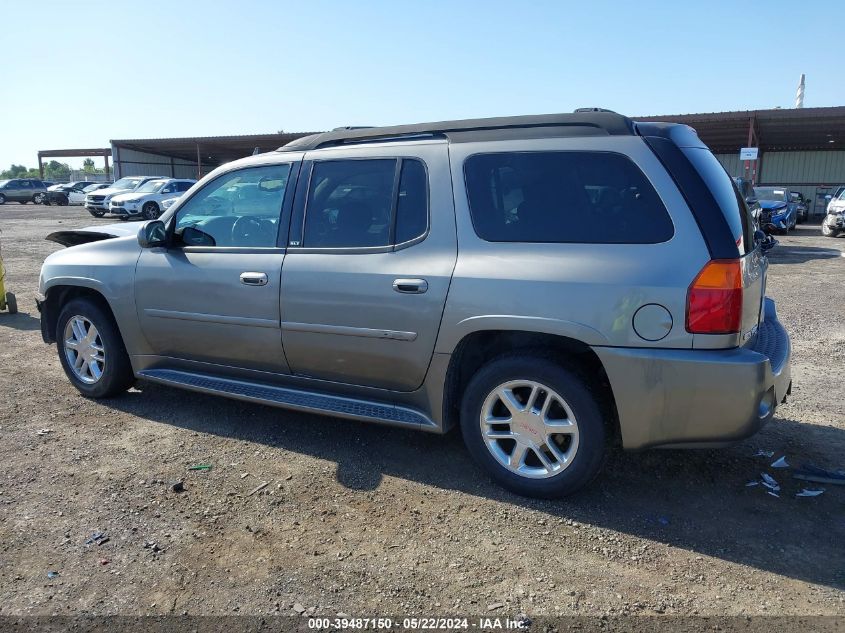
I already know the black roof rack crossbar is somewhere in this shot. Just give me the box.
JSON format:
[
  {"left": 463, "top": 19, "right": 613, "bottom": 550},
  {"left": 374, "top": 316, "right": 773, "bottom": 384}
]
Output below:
[{"left": 279, "top": 110, "right": 635, "bottom": 152}]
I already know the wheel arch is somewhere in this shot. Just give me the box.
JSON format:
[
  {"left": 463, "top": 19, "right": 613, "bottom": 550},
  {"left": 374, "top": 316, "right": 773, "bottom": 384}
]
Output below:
[
  {"left": 441, "top": 329, "right": 620, "bottom": 443},
  {"left": 40, "top": 283, "right": 119, "bottom": 344}
]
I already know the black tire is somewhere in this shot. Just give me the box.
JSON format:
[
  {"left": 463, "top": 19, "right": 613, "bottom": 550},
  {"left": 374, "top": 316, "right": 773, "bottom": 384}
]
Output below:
[
  {"left": 19, "top": 200, "right": 28, "bottom": 205},
  {"left": 4, "top": 292, "right": 17, "bottom": 314},
  {"left": 88, "top": 209, "right": 105, "bottom": 218},
  {"left": 460, "top": 355, "right": 607, "bottom": 498},
  {"left": 57, "top": 196, "right": 68, "bottom": 206},
  {"left": 142, "top": 201, "right": 160, "bottom": 220},
  {"left": 0, "top": 193, "right": 5, "bottom": 204},
  {"left": 33, "top": 193, "right": 45, "bottom": 204},
  {"left": 56, "top": 298, "right": 134, "bottom": 398}
]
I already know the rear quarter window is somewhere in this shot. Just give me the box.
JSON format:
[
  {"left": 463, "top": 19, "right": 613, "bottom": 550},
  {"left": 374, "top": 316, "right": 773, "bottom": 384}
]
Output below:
[
  {"left": 463, "top": 151, "right": 674, "bottom": 244},
  {"left": 682, "top": 148, "right": 754, "bottom": 255}
]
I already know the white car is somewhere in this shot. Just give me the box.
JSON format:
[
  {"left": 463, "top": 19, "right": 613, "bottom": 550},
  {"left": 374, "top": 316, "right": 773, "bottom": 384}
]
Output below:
[
  {"left": 85, "top": 176, "right": 166, "bottom": 217},
  {"left": 108, "top": 178, "right": 196, "bottom": 220},
  {"left": 46, "top": 181, "right": 108, "bottom": 206}
]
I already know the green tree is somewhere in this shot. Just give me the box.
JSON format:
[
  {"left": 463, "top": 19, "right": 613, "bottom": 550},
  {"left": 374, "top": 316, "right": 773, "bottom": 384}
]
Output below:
[
  {"left": 82, "top": 158, "right": 96, "bottom": 173},
  {"left": 43, "top": 160, "right": 72, "bottom": 181},
  {"left": 0, "top": 164, "right": 29, "bottom": 179}
]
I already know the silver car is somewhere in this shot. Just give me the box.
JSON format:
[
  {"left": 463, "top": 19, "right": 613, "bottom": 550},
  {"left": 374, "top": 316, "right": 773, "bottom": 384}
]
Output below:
[{"left": 37, "top": 111, "right": 792, "bottom": 498}]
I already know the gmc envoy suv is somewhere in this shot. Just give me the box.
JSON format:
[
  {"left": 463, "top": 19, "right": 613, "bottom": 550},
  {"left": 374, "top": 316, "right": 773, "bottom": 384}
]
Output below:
[{"left": 37, "top": 111, "right": 791, "bottom": 498}]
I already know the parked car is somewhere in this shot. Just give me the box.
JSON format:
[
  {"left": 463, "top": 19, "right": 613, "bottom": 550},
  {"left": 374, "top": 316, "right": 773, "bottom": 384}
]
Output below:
[
  {"left": 753, "top": 186, "right": 797, "bottom": 233},
  {"left": 733, "top": 177, "right": 762, "bottom": 228},
  {"left": 789, "top": 191, "right": 809, "bottom": 223},
  {"left": 85, "top": 176, "right": 165, "bottom": 217},
  {"left": 822, "top": 188, "right": 845, "bottom": 237},
  {"left": 109, "top": 178, "right": 196, "bottom": 220},
  {"left": 36, "top": 110, "right": 790, "bottom": 498},
  {"left": 0, "top": 178, "right": 48, "bottom": 204},
  {"left": 826, "top": 186, "right": 845, "bottom": 213},
  {"left": 46, "top": 181, "right": 103, "bottom": 206}
]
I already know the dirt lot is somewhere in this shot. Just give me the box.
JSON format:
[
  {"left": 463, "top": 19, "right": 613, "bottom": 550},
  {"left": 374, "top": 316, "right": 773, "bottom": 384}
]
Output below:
[{"left": 0, "top": 205, "right": 843, "bottom": 619}]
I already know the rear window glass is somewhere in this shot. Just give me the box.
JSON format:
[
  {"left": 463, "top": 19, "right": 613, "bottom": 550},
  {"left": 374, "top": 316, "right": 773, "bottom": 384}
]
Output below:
[
  {"left": 683, "top": 148, "right": 753, "bottom": 255},
  {"left": 464, "top": 151, "right": 674, "bottom": 244}
]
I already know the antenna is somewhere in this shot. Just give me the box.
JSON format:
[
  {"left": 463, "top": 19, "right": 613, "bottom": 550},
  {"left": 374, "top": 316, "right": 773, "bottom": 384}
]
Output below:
[{"left": 795, "top": 74, "right": 805, "bottom": 109}]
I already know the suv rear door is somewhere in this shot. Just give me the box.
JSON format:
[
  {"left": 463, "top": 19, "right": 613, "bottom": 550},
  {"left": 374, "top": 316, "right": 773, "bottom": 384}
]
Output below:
[{"left": 279, "top": 142, "right": 456, "bottom": 392}]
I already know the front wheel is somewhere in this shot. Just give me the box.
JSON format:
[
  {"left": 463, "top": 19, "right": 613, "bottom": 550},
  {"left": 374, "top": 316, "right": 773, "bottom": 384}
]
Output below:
[
  {"left": 33, "top": 193, "right": 45, "bottom": 204},
  {"left": 460, "top": 355, "right": 607, "bottom": 498},
  {"left": 56, "top": 298, "right": 134, "bottom": 398},
  {"left": 0, "top": 193, "right": 6, "bottom": 204},
  {"left": 821, "top": 223, "right": 839, "bottom": 238},
  {"left": 142, "top": 202, "right": 160, "bottom": 220},
  {"left": 88, "top": 208, "right": 105, "bottom": 218}
]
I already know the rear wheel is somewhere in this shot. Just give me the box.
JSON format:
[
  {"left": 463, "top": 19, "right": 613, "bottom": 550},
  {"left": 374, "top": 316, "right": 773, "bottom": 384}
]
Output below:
[
  {"left": 4, "top": 292, "right": 17, "bottom": 314},
  {"left": 0, "top": 193, "right": 5, "bottom": 204},
  {"left": 822, "top": 223, "right": 839, "bottom": 238},
  {"left": 56, "top": 298, "right": 134, "bottom": 398},
  {"left": 460, "top": 355, "right": 607, "bottom": 498},
  {"left": 19, "top": 200, "right": 28, "bottom": 205}
]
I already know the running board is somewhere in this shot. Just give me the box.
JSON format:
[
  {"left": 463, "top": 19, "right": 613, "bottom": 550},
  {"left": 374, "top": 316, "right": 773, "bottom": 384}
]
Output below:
[{"left": 138, "top": 368, "right": 437, "bottom": 430}]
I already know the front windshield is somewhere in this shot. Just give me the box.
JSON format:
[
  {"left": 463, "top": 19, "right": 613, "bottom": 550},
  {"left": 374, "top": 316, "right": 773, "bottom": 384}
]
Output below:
[
  {"left": 753, "top": 187, "right": 786, "bottom": 201},
  {"left": 135, "top": 180, "right": 166, "bottom": 194},
  {"left": 83, "top": 183, "right": 102, "bottom": 192},
  {"left": 0, "top": 180, "right": 8, "bottom": 187},
  {"left": 112, "top": 177, "right": 144, "bottom": 190}
]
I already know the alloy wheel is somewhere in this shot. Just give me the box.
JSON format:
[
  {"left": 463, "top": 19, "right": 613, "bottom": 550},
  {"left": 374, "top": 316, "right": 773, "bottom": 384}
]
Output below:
[
  {"left": 479, "top": 380, "right": 580, "bottom": 479},
  {"left": 63, "top": 315, "right": 106, "bottom": 384},
  {"left": 143, "top": 203, "right": 159, "bottom": 220}
]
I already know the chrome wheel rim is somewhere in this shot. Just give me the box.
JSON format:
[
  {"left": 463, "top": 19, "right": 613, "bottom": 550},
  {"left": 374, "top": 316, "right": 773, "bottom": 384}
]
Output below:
[
  {"left": 63, "top": 316, "right": 105, "bottom": 384},
  {"left": 144, "top": 203, "right": 158, "bottom": 220},
  {"left": 479, "top": 380, "right": 579, "bottom": 479}
]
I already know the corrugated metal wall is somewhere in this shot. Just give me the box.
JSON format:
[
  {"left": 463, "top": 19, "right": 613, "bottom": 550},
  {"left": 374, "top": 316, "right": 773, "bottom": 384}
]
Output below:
[
  {"left": 112, "top": 146, "right": 202, "bottom": 179},
  {"left": 715, "top": 150, "right": 845, "bottom": 216}
]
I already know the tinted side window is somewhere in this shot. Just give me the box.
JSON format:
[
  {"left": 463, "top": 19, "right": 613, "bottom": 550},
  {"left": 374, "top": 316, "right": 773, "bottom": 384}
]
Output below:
[
  {"left": 464, "top": 151, "right": 674, "bottom": 244},
  {"left": 303, "top": 159, "right": 396, "bottom": 248},
  {"left": 174, "top": 164, "right": 290, "bottom": 247},
  {"left": 177, "top": 181, "right": 192, "bottom": 192},
  {"left": 682, "top": 148, "right": 753, "bottom": 255},
  {"left": 395, "top": 159, "right": 427, "bottom": 244}
]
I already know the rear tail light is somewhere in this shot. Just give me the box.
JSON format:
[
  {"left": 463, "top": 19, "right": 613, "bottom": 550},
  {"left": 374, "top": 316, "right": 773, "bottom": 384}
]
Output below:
[{"left": 686, "top": 259, "right": 743, "bottom": 334}]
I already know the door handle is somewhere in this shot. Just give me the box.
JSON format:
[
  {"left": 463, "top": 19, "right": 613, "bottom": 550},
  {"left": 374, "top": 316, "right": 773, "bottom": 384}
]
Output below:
[
  {"left": 240, "top": 272, "right": 268, "bottom": 286},
  {"left": 393, "top": 278, "right": 428, "bottom": 294}
]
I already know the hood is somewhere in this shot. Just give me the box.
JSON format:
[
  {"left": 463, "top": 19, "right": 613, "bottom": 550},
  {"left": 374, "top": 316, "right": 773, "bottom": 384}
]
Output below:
[
  {"left": 112, "top": 192, "right": 146, "bottom": 203},
  {"left": 86, "top": 186, "right": 132, "bottom": 197},
  {"left": 45, "top": 221, "right": 139, "bottom": 247},
  {"left": 759, "top": 200, "right": 788, "bottom": 211}
]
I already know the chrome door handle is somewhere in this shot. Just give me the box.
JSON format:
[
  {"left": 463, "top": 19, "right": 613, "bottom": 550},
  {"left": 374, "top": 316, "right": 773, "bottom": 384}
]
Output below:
[
  {"left": 240, "top": 272, "right": 268, "bottom": 286},
  {"left": 393, "top": 278, "right": 428, "bottom": 294}
]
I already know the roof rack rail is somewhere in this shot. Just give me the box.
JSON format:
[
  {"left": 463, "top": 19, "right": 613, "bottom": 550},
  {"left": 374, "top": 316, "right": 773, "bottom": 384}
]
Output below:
[{"left": 279, "top": 110, "right": 634, "bottom": 152}]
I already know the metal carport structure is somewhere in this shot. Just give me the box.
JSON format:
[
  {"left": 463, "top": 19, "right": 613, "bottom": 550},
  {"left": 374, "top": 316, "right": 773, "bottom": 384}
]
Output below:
[{"left": 109, "top": 133, "right": 317, "bottom": 180}]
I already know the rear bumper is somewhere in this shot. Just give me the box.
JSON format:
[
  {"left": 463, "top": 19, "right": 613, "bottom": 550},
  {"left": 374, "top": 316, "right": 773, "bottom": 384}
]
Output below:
[{"left": 595, "top": 298, "right": 791, "bottom": 450}]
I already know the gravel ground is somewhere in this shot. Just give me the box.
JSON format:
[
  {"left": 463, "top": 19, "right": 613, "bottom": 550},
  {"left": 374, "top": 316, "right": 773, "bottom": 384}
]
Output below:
[{"left": 0, "top": 205, "right": 843, "bottom": 619}]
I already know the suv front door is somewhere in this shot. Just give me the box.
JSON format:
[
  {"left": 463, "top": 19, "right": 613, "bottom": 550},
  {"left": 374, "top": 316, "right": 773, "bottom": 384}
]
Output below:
[
  {"left": 280, "top": 143, "right": 456, "bottom": 392},
  {"left": 134, "top": 161, "right": 297, "bottom": 373}
]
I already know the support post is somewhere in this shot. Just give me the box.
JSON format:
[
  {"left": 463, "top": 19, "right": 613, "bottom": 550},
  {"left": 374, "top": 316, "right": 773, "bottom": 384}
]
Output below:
[
  {"left": 104, "top": 153, "right": 110, "bottom": 179},
  {"left": 38, "top": 155, "right": 44, "bottom": 179},
  {"left": 196, "top": 144, "right": 201, "bottom": 180}
]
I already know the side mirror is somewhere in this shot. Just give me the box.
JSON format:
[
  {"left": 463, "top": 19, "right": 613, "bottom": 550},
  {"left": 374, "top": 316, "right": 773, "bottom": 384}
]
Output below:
[{"left": 138, "top": 220, "right": 167, "bottom": 248}]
